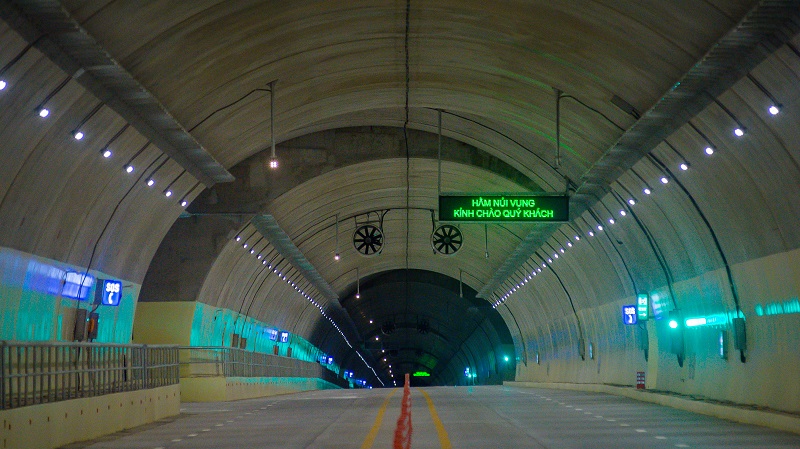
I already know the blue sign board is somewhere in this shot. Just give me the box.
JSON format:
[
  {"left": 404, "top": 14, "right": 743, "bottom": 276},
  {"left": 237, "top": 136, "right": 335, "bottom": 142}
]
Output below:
[
  {"left": 279, "top": 331, "right": 289, "bottom": 343},
  {"left": 622, "top": 304, "right": 638, "bottom": 325},
  {"left": 94, "top": 279, "right": 122, "bottom": 306}
]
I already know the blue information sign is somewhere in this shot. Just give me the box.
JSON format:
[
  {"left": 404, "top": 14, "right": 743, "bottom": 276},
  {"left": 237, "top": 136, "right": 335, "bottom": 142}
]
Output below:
[
  {"left": 94, "top": 279, "right": 122, "bottom": 306},
  {"left": 622, "top": 304, "right": 638, "bottom": 325}
]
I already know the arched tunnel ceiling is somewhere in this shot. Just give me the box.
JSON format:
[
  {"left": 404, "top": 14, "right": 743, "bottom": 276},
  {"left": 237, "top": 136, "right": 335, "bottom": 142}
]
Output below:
[{"left": 5, "top": 0, "right": 800, "bottom": 386}]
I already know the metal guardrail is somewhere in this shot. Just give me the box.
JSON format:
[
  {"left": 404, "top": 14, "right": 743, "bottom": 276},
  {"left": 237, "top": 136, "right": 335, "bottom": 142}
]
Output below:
[
  {"left": 178, "top": 346, "right": 349, "bottom": 388},
  {"left": 1, "top": 341, "right": 179, "bottom": 410}
]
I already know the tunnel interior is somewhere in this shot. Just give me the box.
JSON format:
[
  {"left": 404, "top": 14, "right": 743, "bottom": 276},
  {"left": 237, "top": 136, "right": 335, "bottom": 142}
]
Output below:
[{"left": 0, "top": 0, "right": 798, "bottom": 416}]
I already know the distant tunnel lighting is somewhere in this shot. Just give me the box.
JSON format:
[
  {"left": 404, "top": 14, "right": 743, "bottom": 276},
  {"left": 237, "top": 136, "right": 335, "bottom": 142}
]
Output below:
[
  {"left": 680, "top": 162, "right": 689, "bottom": 171},
  {"left": 37, "top": 107, "right": 50, "bottom": 118},
  {"left": 733, "top": 127, "right": 745, "bottom": 137},
  {"left": 180, "top": 199, "right": 188, "bottom": 207},
  {"left": 334, "top": 253, "right": 340, "bottom": 261},
  {"left": 73, "top": 130, "right": 84, "bottom": 140},
  {"left": 567, "top": 242, "right": 573, "bottom": 247},
  {"left": 597, "top": 225, "right": 604, "bottom": 231},
  {"left": 125, "top": 164, "right": 134, "bottom": 173},
  {"left": 769, "top": 105, "right": 781, "bottom": 115},
  {"left": 660, "top": 177, "right": 669, "bottom": 184},
  {"left": 685, "top": 317, "right": 707, "bottom": 327},
  {"left": 102, "top": 149, "right": 112, "bottom": 158},
  {"left": 375, "top": 336, "right": 379, "bottom": 341},
  {"left": 574, "top": 235, "right": 580, "bottom": 241},
  {"left": 628, "top": 199, "right": 636, "bottom": 206},
  {"left": 705, "top": 146, "right": 715, "bottom": 156},
  {"left": 243, "top": 243, "right": 248, "bottom": 249},
  {"left": 588, "top": 231, "right": 595, "bottom": 237},
  {"left": 668, "top": 319, "right": 679, "bottom": 329},
  {"left": 0, "top": 80, "right": 6, "bottom": 90},
  {"left": 560, "top": 248, "right": 565, "bottom": 253},
  {"left": 608, "top": 218, "right": 615, "bottom": 224},
  {"left": 235, "top": 236, "right": 241, "bottom": 241},
  {"left": 643, "top": 188, "right": 651, "bottom": 195},
  {"left": 269, "top": 157, "right": 279, "bottom": 169},
  {"left": 619, "top": 210, "right": 626, "bottom": 216},
  {"left": 164, "top": 190, "right": 172, "bottom": 198},
  {"left": 146, "top": 178, "right": 155, "bottom": 187}
]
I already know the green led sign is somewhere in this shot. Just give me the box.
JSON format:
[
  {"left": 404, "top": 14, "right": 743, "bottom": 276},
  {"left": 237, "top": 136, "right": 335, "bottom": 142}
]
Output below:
[
  {"left": 439, "top": 194, "right": 569, "bottom": 223},
  {"left": 412, "top": 371, "right": 430, "bottom": 377}
]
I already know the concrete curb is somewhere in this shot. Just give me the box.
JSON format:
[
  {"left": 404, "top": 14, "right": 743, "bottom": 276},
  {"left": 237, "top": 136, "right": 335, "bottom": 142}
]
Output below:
[{"left": 505, "top": 381, "right": 800, "bottom": 436}]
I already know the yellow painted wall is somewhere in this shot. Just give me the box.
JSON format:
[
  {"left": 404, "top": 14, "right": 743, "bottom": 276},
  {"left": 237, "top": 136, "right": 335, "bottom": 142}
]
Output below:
[
  {"left": 0, "top": 384, "right": 180, "bottom": 449},
  {"left": 132, "top": 301, "right": 196, "bottom": 345},
  {"left": 181, "top": 377, "right": 341, "bottom": 402}
]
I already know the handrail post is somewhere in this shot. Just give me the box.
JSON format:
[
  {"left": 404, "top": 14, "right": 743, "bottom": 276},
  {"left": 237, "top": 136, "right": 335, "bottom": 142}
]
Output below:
[
  {"left": 142, "top": 344, "right": 148, "bottom": 389},
  {"left": 1, "top": 341, "right": 6, "bottom": 410}
]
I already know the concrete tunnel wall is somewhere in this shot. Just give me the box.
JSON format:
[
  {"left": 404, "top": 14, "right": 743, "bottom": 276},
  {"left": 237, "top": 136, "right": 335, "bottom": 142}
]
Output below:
[{"left": 497, "top": 42, "right": 800, "bottom": 414}]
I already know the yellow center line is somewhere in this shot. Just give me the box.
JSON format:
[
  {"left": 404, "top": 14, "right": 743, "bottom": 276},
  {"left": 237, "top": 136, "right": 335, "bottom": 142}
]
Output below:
[
  {"left": 360, "top": 389, "right": 398, "bottom": 449},
  {"left": 420, "top": 389, "right": 452, "bottom": 449}
]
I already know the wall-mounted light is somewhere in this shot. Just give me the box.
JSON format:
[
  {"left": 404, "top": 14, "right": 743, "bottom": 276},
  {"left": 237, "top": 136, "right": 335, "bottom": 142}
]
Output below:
[
  {"left": 144, "top": 155, "right": 170, "bottom": 188},
  {"left": 747, "top": 74, "right": 782, "bottom": 116},
  {"left": 71, "top": 103, "right": 104, "bottom": 141},
  {"left": 355, "top": 266, "right": 360, "bottom": 299},
  {"left": 708, "top": 95, "right": 746, "bottom": 137},
  {"left": 162, "top": 170, "right": 185, "bottom": 199},
  {"left": 123, "top": 142, "right": 151, "bottom": 175},
  {"left": 334, "top": 214, "right": 340, "bottom": 261},
  {"left": 660, "top": 176, "right": 669, "bottom": 184},
  {"left": 0, "top": 41, "right": 40, "bottom": 92},
  {"left": 268, "top": 80, "right": 279, "bottom": 169},
  {"left": 688, "top": 121, "right": 718, "bottom": 157}
]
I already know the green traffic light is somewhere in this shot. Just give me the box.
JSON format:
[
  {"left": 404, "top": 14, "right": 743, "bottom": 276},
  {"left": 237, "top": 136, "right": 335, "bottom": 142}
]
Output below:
[{"left": 503, "top": 355, "right": 509, "bottom": 362}]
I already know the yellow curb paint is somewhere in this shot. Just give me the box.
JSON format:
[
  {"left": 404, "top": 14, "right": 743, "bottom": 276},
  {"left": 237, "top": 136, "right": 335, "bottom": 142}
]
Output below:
[
  {"left": 420, "top": 390, "right": 452, "bottom": 449},
  {"left": 361, "top": 389, "right": 398, "bottom": 449}
]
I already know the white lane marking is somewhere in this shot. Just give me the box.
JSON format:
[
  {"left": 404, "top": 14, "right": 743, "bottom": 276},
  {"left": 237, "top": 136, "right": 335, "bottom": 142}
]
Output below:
[
  {"left": 215, "top": 423, "right": 224, "bottom": 427},
  {"left": 675, "top": 444, "right": 690, "bottom": 448},
  {"left": 227, "top": 420, "right": 234, "bottom": 423},
  {"left": 606, "top": 419, "right": 616, "bottom": 422},
  {"left": 566, "top": 405, "right": 573, "bottom": 408},
  {"left": 584, "top": 412, "right": 592, "bottom": 415},
  {"left": 655, "top": 436, "right": 667, "bottom": 440},
  {"left": 635, "top": 429, "right": 647, "bottom": 433},
  {"left": 187, "top": 434, "right": 198, "bottom": 437},
  {"left": 201, "top": 428, "right": 211, "bottom": 432},
  {"left": 575, "top": 408, "right": 582, "bottom": 411},
  {"left": 171, "top": 439, "right": 182, "bottom": 442},
  {"left": 595, "top": 415, "right": 603, "bottom": 418},
  {"left": 620, "top": 423, "right": 630, "bottom": 427}
]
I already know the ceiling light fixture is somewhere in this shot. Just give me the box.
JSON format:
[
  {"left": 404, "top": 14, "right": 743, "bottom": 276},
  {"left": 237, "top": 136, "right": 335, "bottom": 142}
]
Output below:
[{"left": 268, "top": 80, "right": 278, "bottom": 169}]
